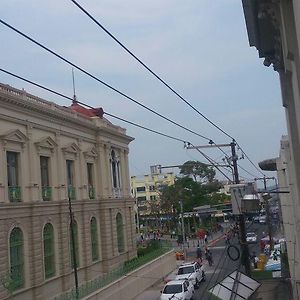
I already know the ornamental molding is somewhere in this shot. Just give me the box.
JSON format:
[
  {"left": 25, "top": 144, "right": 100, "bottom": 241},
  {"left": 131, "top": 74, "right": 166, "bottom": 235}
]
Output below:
[
  {"left": 0, "top": 129, "right": 28, "bottom": 145},
  {"left": 62, "top": 142, "right": 81, "bottom": 155},
  {"left": 83, "top": 146, "right": 98, "bottom": 159},
  {"left": 35, "top": 136, "right": 57, "bottom": 152}
]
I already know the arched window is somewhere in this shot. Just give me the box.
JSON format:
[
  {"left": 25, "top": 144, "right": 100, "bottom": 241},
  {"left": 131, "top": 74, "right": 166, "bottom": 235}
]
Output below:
[
  {"left": 116, "top": 213, "right": 124, "bottom": 253},
  {"left": 43, "top": 223, "right": 55, "bottom": 278},
  {"left": 111, "top": 150, "right": 121, "bottom": 189},
  {"left": 90, "top": 217, "right": 99, "bottom": 261},
  {"left": 9, "top": 227, "right": 24, "bottom": 290},
  {"left": 69, "top": 221, "right": 79, "bottom": 268}
]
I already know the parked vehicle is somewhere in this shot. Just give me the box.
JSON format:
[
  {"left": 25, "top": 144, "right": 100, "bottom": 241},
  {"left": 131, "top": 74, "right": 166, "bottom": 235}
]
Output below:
[
  {"left": 259, "top": 215, "right": 267, "bottom": 224},
  {"left": 175, "top": 261, "right": 205, "bottom": 288},
  {"left": 253, "top": 216, "right": 260, "bottom": 223},
  {"left": 246, "top": 232, "right": 258, "bottom": 243},
  {"left": 160, "top": 279, "right": 194, "bottom": 300}
]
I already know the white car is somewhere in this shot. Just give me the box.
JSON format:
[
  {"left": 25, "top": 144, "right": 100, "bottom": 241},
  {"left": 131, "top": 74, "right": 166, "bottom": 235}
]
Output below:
[
  {"left": 175, "top": 261, "right": 205, "bottom": 288},
  {"left": 246, "top": 232, "right": 257, "bottom": 243},
  {"left": 259, "top": 215, "right": 267, "bottom": 224},
  {"left": 160, "top": 279, "right": 194, "bottom": 300}
]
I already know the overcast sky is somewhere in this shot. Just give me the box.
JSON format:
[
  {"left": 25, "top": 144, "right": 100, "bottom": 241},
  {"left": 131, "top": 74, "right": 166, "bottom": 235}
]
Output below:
[{"left": 0, "top": 0, "right": 287, "bottom": 184}]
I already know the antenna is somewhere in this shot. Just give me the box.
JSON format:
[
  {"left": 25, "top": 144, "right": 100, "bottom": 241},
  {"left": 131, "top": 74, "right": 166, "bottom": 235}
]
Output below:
[{"left": 72, "top": 68, "right": 77, "bottom": 103}]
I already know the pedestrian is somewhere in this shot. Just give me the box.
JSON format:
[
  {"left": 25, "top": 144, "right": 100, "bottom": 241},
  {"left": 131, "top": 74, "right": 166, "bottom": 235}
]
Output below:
[
  {"left": 204, "top": 234, "right": 208, "bottom": 244},
  {"left": 206, "top": 249, "right": 213, "bottom": 266},
  {"left": 196, "top": 246, "right": 203, "bottom": 262}
]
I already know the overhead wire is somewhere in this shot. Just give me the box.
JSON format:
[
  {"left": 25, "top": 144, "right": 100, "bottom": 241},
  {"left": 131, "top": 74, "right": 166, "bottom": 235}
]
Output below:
[
  {"left": 0, "top": 67, "right": 237, "bottom": 183},
  {"left": 0, "top": 19, "right": 263, "bottom": 180},
  {"left": 68, "top": 0, "right": 235, "bottom": 141},
  {"left": 0, "top": 19, "right": 212, "bottom": 143},
  {"left": 68, "top": 0, "right": 265, "bottom": 178}
]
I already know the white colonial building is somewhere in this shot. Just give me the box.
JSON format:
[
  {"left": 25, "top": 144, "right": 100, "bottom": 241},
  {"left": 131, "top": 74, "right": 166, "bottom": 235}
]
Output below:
[{"left": 0, "top": 83, "right": 136, "bottom": 300}]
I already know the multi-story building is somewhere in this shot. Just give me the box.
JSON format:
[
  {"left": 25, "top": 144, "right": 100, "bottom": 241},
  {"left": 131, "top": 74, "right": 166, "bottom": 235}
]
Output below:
[
  {"left": 131, "top": 168, "right": 175, "bottom": 216},
  {"left": 242, "top": 1, "right": 300, "bottom": 298},
  {"left": 0, "top": 83, "right": 136, "bottom": 300}
]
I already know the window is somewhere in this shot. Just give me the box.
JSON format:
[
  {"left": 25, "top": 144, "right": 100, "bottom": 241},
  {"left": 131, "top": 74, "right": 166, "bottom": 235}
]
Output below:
[
  {"left": 7, "top": 151, "right": 21, "bottom": 202},
  {"left": 136, "top": 186, "right": 146, "bottom": 192},
  {"left": 111, "top": 150, "right": 121, "bottom": 189},
  {"left": 87, "top": 163, "right": 95, "bottom": 199},
  {"left": 66, "top": 160, "right": 75, "bottom": 200},
  {"left": 149, "top": 185, "right": 156, "bottom": 191},
  {"left": 9, "top": 227, "right": 24, "bottom": 290},
  {"left": 150, "top": 195, "right": 156, "bottom": 201},
  {"left": 43, "top": 223, "right": 55, "bottom": 278},
  {"left": 69, "top": 221, "right": 79, "bottom": 267},
  {"left": 90, "top": 217, "right": 99, "bottom": 261},
  {"left": 116, "top": 213, "right": 124, "bottom": 253},
  {"left": 137, "top": 196, "right": 147, "bottom": 202},
  {"left": 40, "top": 156, "right": 51, "bottom": 201}
]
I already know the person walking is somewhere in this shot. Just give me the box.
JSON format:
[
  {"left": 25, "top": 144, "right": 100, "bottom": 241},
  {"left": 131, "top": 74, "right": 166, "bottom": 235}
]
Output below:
[
  {"left": 196, "top": 246, "right": 203, "bottom": 262},
  {"left": 206, "top": 249, "right": 213, "bottom": 266}
]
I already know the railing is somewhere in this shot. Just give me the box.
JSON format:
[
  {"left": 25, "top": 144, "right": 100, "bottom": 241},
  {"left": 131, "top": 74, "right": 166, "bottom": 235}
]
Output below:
[
  {"left": 88, "top": 187, "right": 95, "bottom": 200},
  {"left": 68, "top": 186, "right": 76, "bottom": 200},
  {"left": 8, "top": 186, "right": 21, "bottom": 202},
  {"left": 42, "top": 186, "right": 52, "bottom": 201},
  {"left": 54, "top": 241, "right": 172, "bottom": 300}
]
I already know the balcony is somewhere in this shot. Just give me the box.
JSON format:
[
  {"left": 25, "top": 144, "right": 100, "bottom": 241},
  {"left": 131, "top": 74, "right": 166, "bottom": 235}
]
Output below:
[
  {"left": 42, "top": 186, "right": 52, "bottom": 201},
  {"left": 8, "top": 186, "right": 21, "bottom": 202},
  {"left": 68, "top": 186, "right": 76, "bottom": 200},
  {"left": 88, "top": 187, "right": 95, "bottom": 200}
]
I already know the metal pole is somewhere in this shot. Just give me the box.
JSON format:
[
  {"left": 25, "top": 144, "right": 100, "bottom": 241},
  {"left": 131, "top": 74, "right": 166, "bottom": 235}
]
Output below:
[
  {"left": 230, "top": 141, "right": 251, "bottom": 276},
  {"left": 68, "top": 196, "right": 79, "bottom": 300},
  {"left": 180, "top": 199, "right": 186, "bottom": 256}
]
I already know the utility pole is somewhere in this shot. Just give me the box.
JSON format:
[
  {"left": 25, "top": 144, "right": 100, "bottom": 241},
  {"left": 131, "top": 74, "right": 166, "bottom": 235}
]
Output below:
[
  {"left": 230, "top": 141, "right": 251, "bottom": 276},
  {"left": 179, "top": 198, "right": 186, "bottom": 255},
  {"left": 186, "top": 141, "right": 251, "bottom": 276},
  {"left": 68, "top": 196, "right": 79, "bottom": 300}
]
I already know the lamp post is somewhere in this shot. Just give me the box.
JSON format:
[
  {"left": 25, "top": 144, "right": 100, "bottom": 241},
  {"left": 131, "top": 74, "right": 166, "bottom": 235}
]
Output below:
[{"left": 179, "top": 198, "right": 185, "bottom": 254}]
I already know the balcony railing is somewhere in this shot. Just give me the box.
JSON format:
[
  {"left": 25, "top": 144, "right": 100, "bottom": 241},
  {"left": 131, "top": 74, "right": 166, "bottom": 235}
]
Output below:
[
  {"left": 68, "top": 186, "right": 76, "bottom": 200},
  {"left": 8, "top": 186, "right": 21, "bottom": 202},
  {"left": 88, "top": 187, "right": 95, "bottom": 200},
  {"left": 42, "top": 186, "right": 52, "bottom": 201}
]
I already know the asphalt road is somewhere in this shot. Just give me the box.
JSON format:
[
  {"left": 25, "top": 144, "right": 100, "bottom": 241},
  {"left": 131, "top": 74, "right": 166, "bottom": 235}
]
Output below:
[{"left": 135, "top": 222, "right": 268, "bottom": 300}]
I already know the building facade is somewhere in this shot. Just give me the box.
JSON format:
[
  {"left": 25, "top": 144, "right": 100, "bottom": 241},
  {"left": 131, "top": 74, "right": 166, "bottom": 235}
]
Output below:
[
  {"left": 131, "top": 170, "right": 175, "bottom": 216},
  {"left": 0, "top": 83, "right": 136, "bottom": 300},
  {"left": 242, "top": 1, "right": 300, "bottom": 298}
]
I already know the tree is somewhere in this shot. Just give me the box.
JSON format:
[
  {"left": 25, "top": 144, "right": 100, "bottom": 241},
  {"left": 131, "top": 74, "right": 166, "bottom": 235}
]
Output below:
[{"left": 180, "top": 160, "right": 216, "bottom": 183}]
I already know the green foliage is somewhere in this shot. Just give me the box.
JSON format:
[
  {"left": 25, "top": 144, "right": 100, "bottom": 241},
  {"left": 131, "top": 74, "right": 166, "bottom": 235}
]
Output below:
[
  {"left": 179, "top": 160, "right": 216, "bottom": 183},
  {"left": 136, "top": 240, "right": 161, "bottom": 257}
]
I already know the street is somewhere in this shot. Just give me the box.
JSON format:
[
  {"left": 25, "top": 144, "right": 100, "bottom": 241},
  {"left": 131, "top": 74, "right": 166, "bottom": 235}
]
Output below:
[{"left": 135, "top": 222, "right": 268, "bottom": 300}]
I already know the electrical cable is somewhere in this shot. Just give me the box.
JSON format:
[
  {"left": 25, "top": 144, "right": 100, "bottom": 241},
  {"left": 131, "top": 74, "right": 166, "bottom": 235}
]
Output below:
[
  {"left": 0, "top": 67, "right": 239, "bottom": 183},
  {"left": 69, "top": 0, "right": 235, "bottom": 142},
  {"left": 69, "top": 0, "right": 268, "bottom": 181},
  {"left": 0, "top": 19, "right": 212, "bottom": 142},
  {"left": 236, "top": 143, "right": 266, "bottom": 177}
]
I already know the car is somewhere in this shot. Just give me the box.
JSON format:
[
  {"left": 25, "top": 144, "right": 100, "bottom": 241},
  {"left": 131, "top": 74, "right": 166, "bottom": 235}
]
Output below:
[
  {"left": 175, "top": 261, "right": 205, "bottom": 288},
  {"left": 259, "top": 215, "right": 267, "bottom": 224},
  {"left": 246, "top": 232, "right": 257, "bottom": 243},
  {"left": 160, "top": 279, "right": 194, "bottom": 300},
  {"left": 253, "top": 216, "right": 260, "bottom": 223}
]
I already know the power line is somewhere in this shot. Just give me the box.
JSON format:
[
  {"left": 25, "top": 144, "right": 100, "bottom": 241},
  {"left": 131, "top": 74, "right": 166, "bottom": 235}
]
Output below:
[
  {"left": 236, "top": 143, "right": 265, "bottom": 177},
  {"left": 0, "top": 67, "right": 237, "bottom": 182},
  {"left": 69, "top": 0, "right": 235, "bottom": 141},
  {"left": 0, "top": 19, "right": 263, "bottom": 179},
  {"left": 0, "top": 19, "right": 212, "bottom": 142}
]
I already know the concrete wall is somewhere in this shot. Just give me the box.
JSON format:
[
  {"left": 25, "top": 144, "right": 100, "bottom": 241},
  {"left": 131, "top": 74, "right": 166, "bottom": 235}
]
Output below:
[{"left": 83, "top": 250, "right": 176, "bottom": 300}]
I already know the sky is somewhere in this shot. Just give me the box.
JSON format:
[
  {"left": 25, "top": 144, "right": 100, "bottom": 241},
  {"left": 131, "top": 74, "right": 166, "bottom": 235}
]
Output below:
[{"left": 0, "top": 0, "right": 287, "bottom": 184}]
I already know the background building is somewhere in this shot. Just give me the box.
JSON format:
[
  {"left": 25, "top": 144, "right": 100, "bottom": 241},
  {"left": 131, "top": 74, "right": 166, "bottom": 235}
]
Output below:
[
  {"left": 131, "top": 166, "right": 175, "bottom": 216},
  {"left": 0, "top": 83, "right": 136, "bottom": 300}
]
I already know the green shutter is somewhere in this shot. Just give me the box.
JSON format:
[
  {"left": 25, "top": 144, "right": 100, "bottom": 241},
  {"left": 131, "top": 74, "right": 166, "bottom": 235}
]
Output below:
[
  {"left": 90, "top": 218, "right": 99, "bottom": 261},
  {"left": 116, "top": 213, "right": 124, "bottom": 253},
  {"left": 9, "top": 228, "right": 24, "bottom": 290},
  {"left": 43, "top": 223, "right": 55, "bottom": 278}
]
